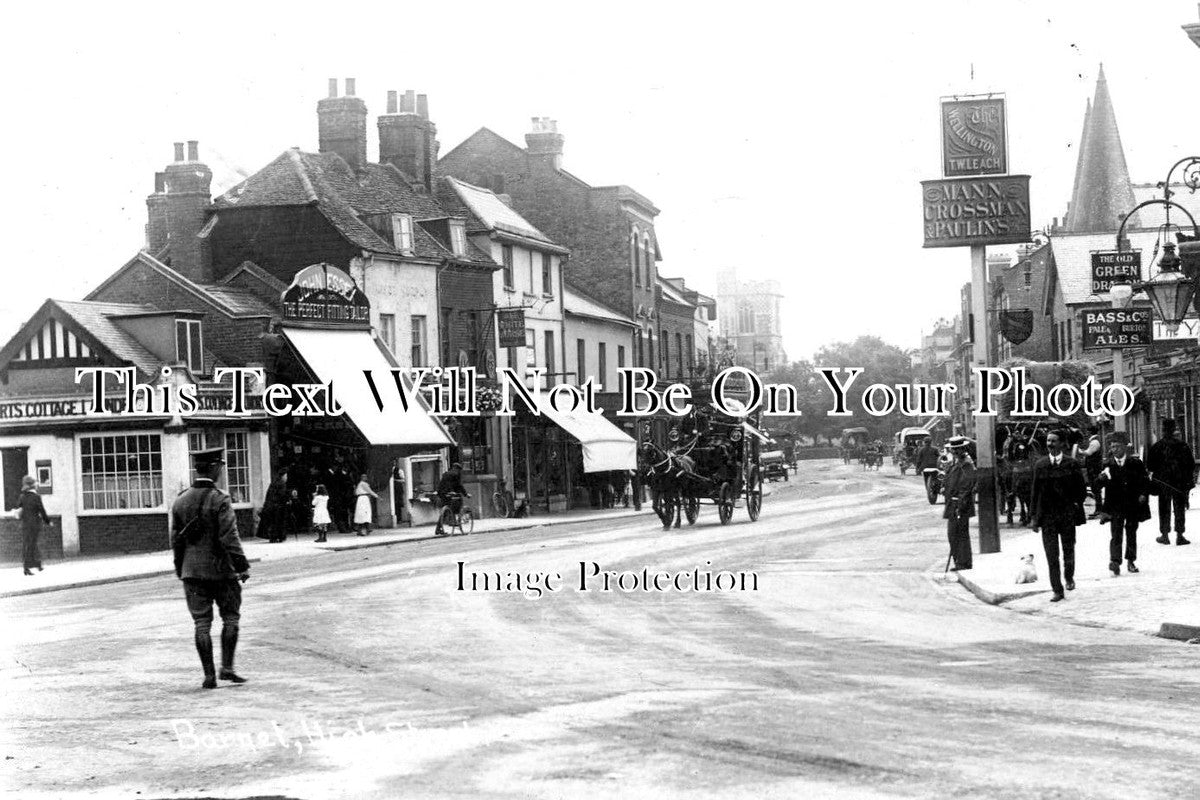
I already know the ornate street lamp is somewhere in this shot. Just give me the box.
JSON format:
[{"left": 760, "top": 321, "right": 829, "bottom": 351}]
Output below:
[{"left": 1117, "top": 156, "right": 1200, "bottom": 332}]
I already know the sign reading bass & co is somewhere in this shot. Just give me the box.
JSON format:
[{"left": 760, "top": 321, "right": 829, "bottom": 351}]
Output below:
[
  {"left": 921, "top": 175, "right": 1032, "bottom": 248},
  {"left": 1081, "top": 308, "right": 1153, "bottom": 350}
]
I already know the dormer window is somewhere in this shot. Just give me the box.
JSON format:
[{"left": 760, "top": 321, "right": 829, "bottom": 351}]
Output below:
[
  {"left": 175, "top": 319, "right": 203, "bottom": 373},
  {"left": 391, "top": 214, "right": 413, "bottom": 253},
  {"left": 450, "top": 220, "right": 467, "bottom": 256}
]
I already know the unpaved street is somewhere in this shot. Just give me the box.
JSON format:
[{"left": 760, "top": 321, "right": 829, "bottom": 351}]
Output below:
[{"left": 4, "top": 461, "right": 1198, "bottom": 799}]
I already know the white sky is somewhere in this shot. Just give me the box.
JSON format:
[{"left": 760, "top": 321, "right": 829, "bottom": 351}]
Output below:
[{"left": 1, "top": 0, "right": 1197, "bottom": 360}]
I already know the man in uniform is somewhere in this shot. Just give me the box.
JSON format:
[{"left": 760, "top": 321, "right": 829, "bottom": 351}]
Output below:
[
  {"left": 171, "top": 447, "right": 251, "bottom": 689},
  {"left": 942, "top": 436, "right": 976, "bottom": 571},
  {"left": 1147, "top": 418, "right": 1194, "bottom": 546},
  {"left": 1030, "top": 429, "right": 1087, "bottom": 602},
  {"left": 1096, "top": 431, "right": 1148, "bottom": 576}
]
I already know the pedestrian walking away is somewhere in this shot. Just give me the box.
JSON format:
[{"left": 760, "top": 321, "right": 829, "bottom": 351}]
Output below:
[
  {"left": 1146, "top": 417, "right": 1194, "bottom": 546},
  {"left": 942, "top": 436, "right": 976, "bottom": 572},
  {"left": 17, "top": 475, "right": 52, "bottom": 576},
  {"left": 312, "top": 484, "right": 331, "bottom": 542},
  {"left": 171, "top": 447, "right": 251, "bottom": 689},
  {"left": 1030, "top": 429, "right": 1087, "bottom": 602},
  {"left": 353, "top": 473, "right": 379, "bottom": 536},
  {"left": 1096, "top": 431, "right": 1149, "bottom": 576}
]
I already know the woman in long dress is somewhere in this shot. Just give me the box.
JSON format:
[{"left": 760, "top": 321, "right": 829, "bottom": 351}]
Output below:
[{"left": 353, "top": 474, "right": 378, "bottom": 536}]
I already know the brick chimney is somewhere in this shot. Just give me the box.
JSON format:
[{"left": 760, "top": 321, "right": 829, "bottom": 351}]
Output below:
[
  {"left": 318, "top": 78, "right": 368, "bottom": 171},
  {"left": 525, "top": 117, "right": 564, "bottom": 171},
  {"left": 378, "top": 89, "right": 439, "bottom": 191},
  {"left": 146, "top": 141, "right": 213, "bottom": 281}
]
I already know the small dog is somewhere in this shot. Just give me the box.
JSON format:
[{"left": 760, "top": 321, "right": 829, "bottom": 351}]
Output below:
[{"left": 1014, "top": 554, "right": 1038, "bottom": 585}]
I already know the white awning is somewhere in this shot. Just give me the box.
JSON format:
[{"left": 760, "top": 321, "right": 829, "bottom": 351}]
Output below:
[
  {"left": 282, "top": 327, "right": 453, "bottom": 448},
  {"left": 741, "top": 422, "right": 771, "bottom": 444},
  {"left": 531, "top": 393, "right": 636, "bottom": 472}
]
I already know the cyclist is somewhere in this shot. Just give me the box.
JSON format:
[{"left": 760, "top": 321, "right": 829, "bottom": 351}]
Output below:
[{"left": 434, "top": 462, "right": 468, "bottom": 536}]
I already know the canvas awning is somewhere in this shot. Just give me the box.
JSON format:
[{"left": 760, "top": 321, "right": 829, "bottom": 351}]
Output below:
[
  {"left": 530, "top": 393, "right": 636, "bottom": 472},
  {"left": 282, "top": 327, "right": 453, "bottom": 448},
  {"left": 741, "top": 421, "right": 771, "bottom": 444}
]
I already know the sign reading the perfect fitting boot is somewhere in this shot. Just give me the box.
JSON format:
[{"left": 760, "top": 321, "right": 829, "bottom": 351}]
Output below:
[
  {"left": 1090, "top": 250, "right": 1142, "bottom": 294},
  {"left": 282, "top": 263, "right": 371, "bottom": 325},
  {"left": 1081, "top": 307, "right": 1153, "bottom": 350},
  {"left": 941, "top": 97, "right": 1007, "bottom": 177},
  {"left": 921, "top": 175, "right": 1032, "bottom": 248}
]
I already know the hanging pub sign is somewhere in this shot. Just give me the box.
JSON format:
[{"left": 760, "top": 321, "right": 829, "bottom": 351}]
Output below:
[
  {"left": 282, "top": 263, "right": 371, "bottom": 325},
  {"left": 496, "top": 307, "right": 526, "bottom": 349},
  {"left": 941, "top": 96, "right": 1007, "bottom": 177},
  {"left": 1081, "top": 307, "right": 1153, "bottom": 350},
  {"left": 1091, "top": 250, "right": 1142, "bottom": 294},
  {"left": 921, "top": 175, "right": 1032, "bottom": 248},
  {"left": 998, "top": 309, "right": 1034, "bottom": 345}
]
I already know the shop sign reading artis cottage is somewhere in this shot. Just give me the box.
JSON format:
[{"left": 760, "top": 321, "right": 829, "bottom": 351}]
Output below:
[
  {"left": 921, "top": 175, "right": 1032, "bottom": 248},
  {"left": 282, "top": 263, "right": 371, "bottom": 325}
]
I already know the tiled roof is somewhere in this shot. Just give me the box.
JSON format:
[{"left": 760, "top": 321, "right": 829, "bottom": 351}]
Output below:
[
  {"left": 198, "top": 284, "right": 278, "bottom": 317},
  {"left": 214, "top": 150, "right": 492, "bottom": 263},
  {"left": 657, "top": 277, "right": 694, "bottom": 307},
  {"left": 1049, "top": 229, "right": 1167, "bottom": 306},
  {"left": 442, "top": 177, "right": 554, "bottom": 244},
  {"left": 54, "top": 300, "right": 163, "bottom": 375}
]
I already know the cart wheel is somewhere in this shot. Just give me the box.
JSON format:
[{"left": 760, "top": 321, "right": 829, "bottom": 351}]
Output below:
[
  {"left": 684, "top": 496, "right": 700, "bottom": 525},
  {"left": 925, "top": 474, "right": 941, "bottom": 505},
  {"left": 718, "top": 482, "right": 734, "bottom": 525},
  {"left": 746, "top": 467, "right": 762, "bottom": 522}
]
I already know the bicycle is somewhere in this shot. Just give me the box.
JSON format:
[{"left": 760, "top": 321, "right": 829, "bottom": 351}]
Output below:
[
  {"left": 437, "top": 492, "right": 474, "bottom": 535},
  {"left": 492, "top": 480, "right": 516, "bottom": 519}
]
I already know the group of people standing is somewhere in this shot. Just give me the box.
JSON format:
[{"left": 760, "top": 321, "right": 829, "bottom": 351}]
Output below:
[
  {"left": 940, "top": 418, "right": 1195, "bottom": 602},
  {"left": 257, "top": 463, "right": 380, "bottom": 543}
]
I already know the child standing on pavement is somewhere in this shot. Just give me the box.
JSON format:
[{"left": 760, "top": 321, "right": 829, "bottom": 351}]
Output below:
[{"left": 311, "top": 484, "right": 331, "bottom": 543}]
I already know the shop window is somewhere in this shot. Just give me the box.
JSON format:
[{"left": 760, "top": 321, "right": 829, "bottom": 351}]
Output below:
[
  {"left": 80, "top": 434, "right": 163, "bottom": 510},
  {"left": 175, "top": 319, "right": 203, "bottom": 373},
  {"left": 186, "top": 430, "right": 250, "bottom": 503},
  {"left": 410, "top": 457, "right": 442, "bottom": 498},
  {"left": 453, "top": 417, "right": 493, "bottom": 475}
]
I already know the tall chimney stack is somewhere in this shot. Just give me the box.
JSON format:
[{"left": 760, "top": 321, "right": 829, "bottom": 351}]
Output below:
[
  {"left": 317, "top": 77, "right": 368, "bottom": 171},
  {"left": 525, "top": 117, "right": 564, "bottom": 171},
  {"left": 377, "top": 88, "right": 439, "bottom": 192},
  {"left": 146, "top": 142, "right": 213, "bottom": 281}
]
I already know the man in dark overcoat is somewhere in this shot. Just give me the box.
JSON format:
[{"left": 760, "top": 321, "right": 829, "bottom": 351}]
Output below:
[
  {"left": 942, "top": 436, "right": 976, "bottom": 571},
  {"left": 1147, "top": 418, "right": 1194, "bottom": 546},
  {"left": 1097, "top": 431, "right": 1147, "bottom": 576},
  {"left": 171, "top": 448, "right": 251, "bottom": 689},
  {"left": 1030, "top": 429, "right": 1087, "bottom": 602}
]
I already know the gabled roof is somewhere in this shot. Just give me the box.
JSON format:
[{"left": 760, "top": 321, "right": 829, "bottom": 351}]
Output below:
[
  {"left": 1046, "top": 229, "right": 1166, "bottom": 308},
  {"left": 213, "top": 149, "right": 492, "bottom": 264},
  {"left": 0, "top": 299, "right": 162, "bottom": 379},
  {"left": 86, "top": 251, "right": 277, "bottom": 319},
  {"left": 442, "top": 177, "right": 556, "bottom": 245},
  {"left": 656, "top": 276, "right": 695, "bottom": 308}
]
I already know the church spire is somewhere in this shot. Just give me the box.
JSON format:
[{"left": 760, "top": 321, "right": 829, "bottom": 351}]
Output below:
[{"left": 1065, "top": 65, "right": 1138, "bottom": 232}]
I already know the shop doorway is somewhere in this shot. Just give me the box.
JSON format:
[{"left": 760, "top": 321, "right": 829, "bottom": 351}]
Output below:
[{"left": 1, "top": 447, "right": 29, "bottom": 510}]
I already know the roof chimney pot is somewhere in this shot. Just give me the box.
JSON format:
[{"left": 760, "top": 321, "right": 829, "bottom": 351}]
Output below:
[
  {"left": 402, "top": 90, "right": 416, "bottom": 113},
  {"left": 417, "top": 94, "right": 429, "bottom": 119},
  {"left": 386, "top": 90, "right": 398, "bottom": 114},
  {"left": 328, "top": 78, "right": 338, "bottom": 98},
  {"left": 173, "top": 142, "right": 185, "bottom": 162},
  {"left": 345, "top": 78, "right": 356, "bottom": 96},
  {"left": 187, "top": 140, "right": 199, "bottom": 162}
]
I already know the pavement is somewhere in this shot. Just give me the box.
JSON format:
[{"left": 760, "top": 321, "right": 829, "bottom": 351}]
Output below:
[
  {"left": 0, "top": 505, "right": 654, "bottom": 599},
  {"left": 952, "top": 512, "right": 1200, "bottom": 642}
]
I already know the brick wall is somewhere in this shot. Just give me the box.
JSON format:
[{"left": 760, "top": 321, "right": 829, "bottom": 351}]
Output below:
[
  {"left": 0, "top": 517, "right": 63, "bottom": 563},
  {"left": 993, "top": 244, "right": 1055, "bottom": 363},
  {"left": 79, "top": 513, "right": 169, "bottom": 554},
  {"left": 657, "top": 298, "right": 696, "bottom": 381},
  {"left": 210, "top": 206, "right": 361, "bottom": 284},
  {"left": 439, "top": 265, "right": 498, "bottom": 372}
]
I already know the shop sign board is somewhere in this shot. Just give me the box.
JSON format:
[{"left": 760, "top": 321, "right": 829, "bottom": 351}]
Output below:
[
  {"left": 496, "top": 308, "right": 526, "bottom": 349},
  {"left": 941, "top": 97, "right": 1007, "bottom": 177},
  {"left": 1091, "top": 250, "right": 1142, "bottom": 294},
  {"left": 921, "top": 175, "right": 1032, "bottom": 248},
  {"left": 282, "top": 263, "right": 371, "bottom": 325},
  {"left": 1081, "top": 308, "right": 1153, "bottom": 350},
  {"left": 1152, "top": 315, "right": 1200, "bottom": 342},
  {"left": 0, "top": 392, "right": 264, "bottom": 422}
]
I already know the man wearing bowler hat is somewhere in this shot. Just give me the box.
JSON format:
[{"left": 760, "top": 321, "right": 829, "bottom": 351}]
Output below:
[
  {"left": 171, "top": 447, "right": 251, "bottom": 689},
  {"left": 942, "top": 435, "right": 976, "bottom": 571},
  {"left": 1096, "top": 431, "right": 1148, "bottom": 576},
  {"left": 1147, "top": 418, "right": 1194, "bottom": 546}
]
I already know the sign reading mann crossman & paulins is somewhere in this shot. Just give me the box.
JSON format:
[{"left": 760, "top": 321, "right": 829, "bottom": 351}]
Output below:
[
  {"left": 941, "top": 97, "right": 1007, "bottom": 177},
  {"left": 1081, "top": 308, "right": 1153, "bottom": 350},
  {"left": 921, "top": 175, "right": 1032, "bottom": 248},
  {"left": 1090, "top": 250, "right": 1141, "bottom": 294}
]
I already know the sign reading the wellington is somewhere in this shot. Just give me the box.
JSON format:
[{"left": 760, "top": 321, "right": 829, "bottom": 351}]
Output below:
[
  {"left": 496, "top": 307, "right": 526, "bottom": 349},
  {"left": 1081, "top": 308, "right": 1153, "bottom": 350},
  {"left": 941, "top": 97, "right": 1007, "bottom": 177},
  {"left": 282, "top": 263, "right": 371, "bottom": 325},
  {"left": 921, "top": 175, "right": 1032, "bottom": 248},
  {"left": 1090, "top": 250, "right": 1142, "bottom": 294}
]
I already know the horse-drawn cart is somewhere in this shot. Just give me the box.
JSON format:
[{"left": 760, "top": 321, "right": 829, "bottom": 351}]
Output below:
[{"left": 641, "top": 405, "right": 767, "bottom": 529}]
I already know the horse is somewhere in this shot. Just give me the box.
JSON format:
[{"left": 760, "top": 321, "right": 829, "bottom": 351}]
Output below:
[{"left": 642, "top": 442, "right": 699, "bottom": 530}]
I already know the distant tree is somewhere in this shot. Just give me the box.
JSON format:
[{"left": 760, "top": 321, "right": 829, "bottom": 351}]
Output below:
[{"left": 807, "top": 336, "right": 920, "bottom": 443}]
